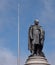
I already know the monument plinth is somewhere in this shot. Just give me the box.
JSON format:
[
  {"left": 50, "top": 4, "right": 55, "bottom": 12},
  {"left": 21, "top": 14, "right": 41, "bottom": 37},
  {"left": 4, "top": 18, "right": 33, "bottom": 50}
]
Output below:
[
  {"left": 25, "top": 55, "right": 50, "bottom": 65},
  {"left": 25, "top": 19, "right": 50, "bottom": 65}
]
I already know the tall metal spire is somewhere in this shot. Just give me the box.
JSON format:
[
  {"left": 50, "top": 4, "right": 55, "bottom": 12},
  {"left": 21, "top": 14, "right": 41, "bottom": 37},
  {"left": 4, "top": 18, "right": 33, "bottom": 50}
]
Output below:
[{"left": 18, "top": 4, "right": 20, "bottom": 65}]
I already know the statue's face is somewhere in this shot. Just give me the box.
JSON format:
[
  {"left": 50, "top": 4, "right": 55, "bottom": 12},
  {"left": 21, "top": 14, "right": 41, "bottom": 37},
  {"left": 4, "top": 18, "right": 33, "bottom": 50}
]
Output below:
[
  {"left": 34, "top": 21, "right": 39, "bottom": 25},
  {"left": 34, "top": 19, "right": 39, "bottom": 25}
]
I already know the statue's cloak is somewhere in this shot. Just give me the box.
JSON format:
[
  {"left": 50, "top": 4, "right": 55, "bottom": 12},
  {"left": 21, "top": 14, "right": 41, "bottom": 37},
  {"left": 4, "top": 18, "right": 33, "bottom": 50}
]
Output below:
[{"left": 28, "top": 25, "right": 33, "bottom": 52}]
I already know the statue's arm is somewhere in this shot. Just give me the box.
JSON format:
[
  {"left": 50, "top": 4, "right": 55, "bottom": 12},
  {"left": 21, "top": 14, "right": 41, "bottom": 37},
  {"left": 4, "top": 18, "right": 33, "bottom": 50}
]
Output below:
[
  {"left": 40, "top": 27, "right": 45, "bottom": 40},
  {"left": 29, "top": 26, "right": 33, "bottom": 39},
  {"left": 43, "top": 30, "right": 45, "bottom": 40},
  {"left": 40, "top": 27, "right": 45, "bottom": 46}
]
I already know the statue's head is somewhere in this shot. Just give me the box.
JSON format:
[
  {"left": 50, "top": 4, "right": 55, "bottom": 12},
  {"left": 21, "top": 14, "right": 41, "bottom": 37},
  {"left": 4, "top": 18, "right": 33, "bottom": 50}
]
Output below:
[{"left": 34, "top": 19, "right": 39, "bottom": 25}]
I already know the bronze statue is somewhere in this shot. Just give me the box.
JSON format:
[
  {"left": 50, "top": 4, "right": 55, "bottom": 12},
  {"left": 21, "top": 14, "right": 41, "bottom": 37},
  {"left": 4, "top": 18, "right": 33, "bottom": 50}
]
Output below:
[{"left": 28, "top": 19, "right": 45, "bottom": 56}]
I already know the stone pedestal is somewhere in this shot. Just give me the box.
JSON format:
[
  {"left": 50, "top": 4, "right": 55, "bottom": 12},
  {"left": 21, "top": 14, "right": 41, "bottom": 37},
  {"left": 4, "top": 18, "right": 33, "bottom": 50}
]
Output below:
[{"left": 25, "top": 55, "right": 50, "bottom": 65}]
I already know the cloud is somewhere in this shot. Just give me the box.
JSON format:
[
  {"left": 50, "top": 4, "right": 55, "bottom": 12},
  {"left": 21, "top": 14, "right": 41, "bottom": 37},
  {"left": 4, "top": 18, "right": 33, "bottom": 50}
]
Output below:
[{"left": 0, "top": 48, "right": 17, "bottom": 65}]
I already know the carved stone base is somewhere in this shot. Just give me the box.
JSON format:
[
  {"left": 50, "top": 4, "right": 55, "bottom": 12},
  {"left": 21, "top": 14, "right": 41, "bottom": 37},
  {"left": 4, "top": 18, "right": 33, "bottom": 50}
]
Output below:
[{"left": 25, "top": 55, "right": 50, "bottom": 65}]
